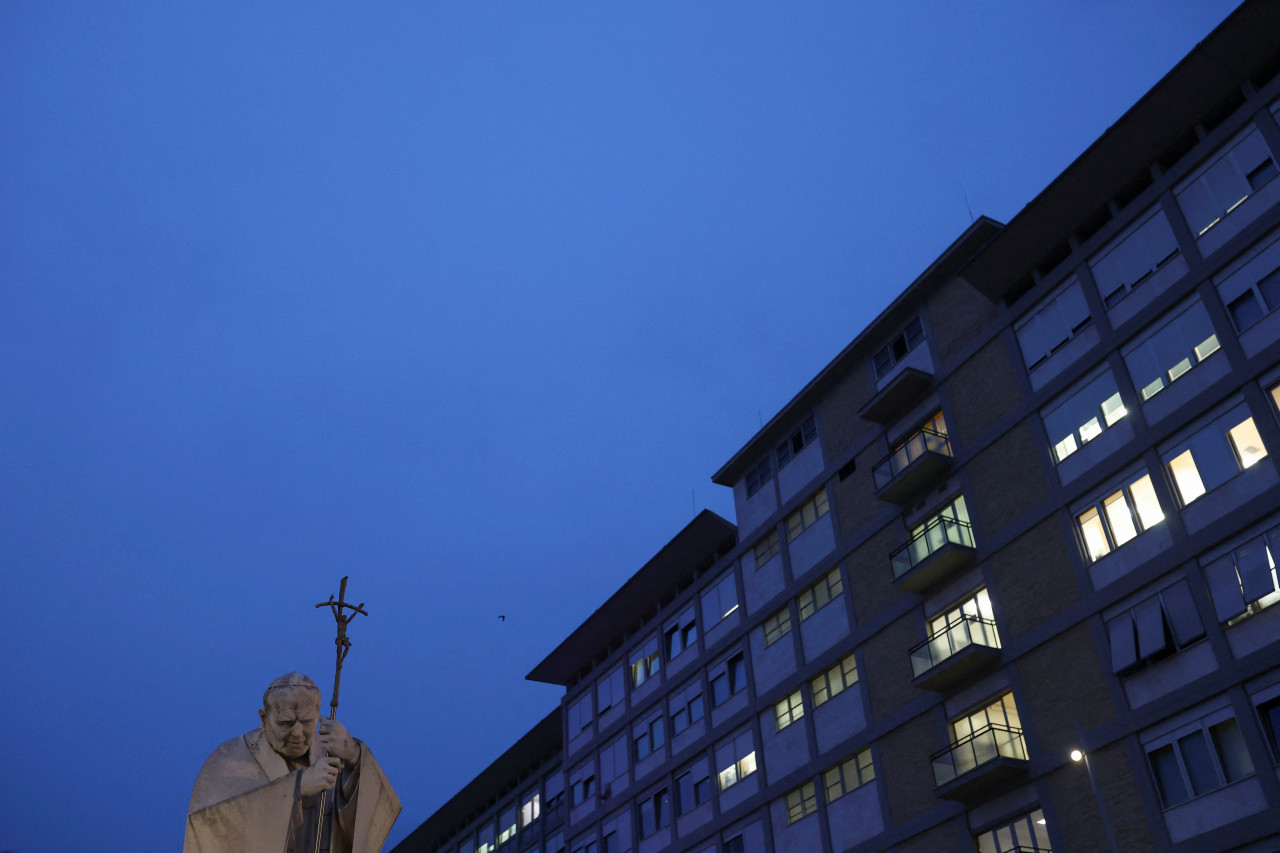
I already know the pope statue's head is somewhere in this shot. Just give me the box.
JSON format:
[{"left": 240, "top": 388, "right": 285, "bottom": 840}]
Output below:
[{"left": 259, "top": 672, "right": 323, "bottom": 761}]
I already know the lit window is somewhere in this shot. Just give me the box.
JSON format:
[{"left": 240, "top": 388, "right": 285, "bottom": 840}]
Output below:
[
  {"left": 936, "top": 694, "right": 1026, "bottom": 785},
  {"left": 774, "top": 690, "right": 804, "bottom": 731},
  {"left": 715, "top": 730, "right": 757, "bottom": 790},
  {"left": 630, "top": 636, "right": 660, "bottom": 688},
  {"left": 745, "top": 457, "right": 772, "bottom": 497},
  {"left": 497, "top": 804, "right": 517, "bottom": 846},
  {"left": 785, "top": 488, "right": 830, "bottom": 541},
  {"left": 975, "top": 809, "right": 1052, "bottom": 853},
  {"left": 1074, "top": 471, "right": 1165, "bottom": 562},
  {"left": 872, "top": 316, "right": 925, "bottom": 378},
  {"left": 810, "top": 653, "right": 858, "bottom": 706},
  {"left": 893, "top": 495, "right": 974, "bottom": 578},
  {"left": 1202, "top": 527, "right": 1280, "bottom": 624},
  {"left": 476, "top": 823, "right": 496, "bottom": 853},
  {"left": 1042, "top": 369, "right": 1127, "bottom": 463},
  {"left": 1145, "top": 712, "right": 1254, "bottom": 808},
  {"left": 911, "top": 588, "right": 1002, "bottom": 678},
  {"left": 1106, "top": 579, "right": 1205, "bottom": 675},
  {"left": 519, "top": 789, "right": 541, "bottom": 827},
  {"left": 762, "top": 606, "right": 792, "bottom": 646},
  {"left": 797, "top": 568, "right": 843, "bottom": 620},
  {"left": 822, "top": 749, "right": 874, "bottom": 802},
  {"left": 1122, "top": 299, "right": 1221, "bottom": 401},
  {"left": 1176, "top": 126, "right": 1277, "bottom": 237},
  {"left": 875, "top": 411, "right": 951, "bottom": 489},
  {"left": 701, "top": 572, "right": 740, "bottom": 626},
  {"left": 784, "top": 782, "right": 817, "bottom": 824},
  {"left": 1089, "top": 207, "right": 1180, "bottom": 308},
  {"left": 1162, "top": 405, "right": 1269, "bottom": 506},
  {"left": 1016, "top": 280, "right": 1092, "bottom": 372},
  {"left": 753, "top": 528, "right": 781, "bottom": 569},
  {"left": 776, "top": 416, "right": 818, "bottom": 468}
]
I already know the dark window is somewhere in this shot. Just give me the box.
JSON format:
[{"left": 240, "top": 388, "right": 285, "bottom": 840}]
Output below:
[
  {"left": 1257, "top": 696, "right": 1280, "bottom": 763},
  {"left": 775, "top": 416, "right": 818, "bottom": 468},
  {"left": 1228, "top": 291, "right": 1266, "bottom": 331},
  {"left": 745, "top": 457, "right": 772, "bottom": 497}
]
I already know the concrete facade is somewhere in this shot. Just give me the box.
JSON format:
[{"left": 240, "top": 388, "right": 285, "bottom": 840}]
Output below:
[{"left": 394, "top": 4, "right": 1280, "bottom": 851}]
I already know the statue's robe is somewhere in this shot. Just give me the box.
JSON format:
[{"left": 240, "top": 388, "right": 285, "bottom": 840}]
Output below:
[{"left": 184, "top": 728, "right": 400, "bottom": 853}]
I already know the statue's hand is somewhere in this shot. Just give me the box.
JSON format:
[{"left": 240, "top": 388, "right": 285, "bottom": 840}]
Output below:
[
  {"left": 318, "top": 718, "right": 361, "bottom": 766},
  {"left": 300, "top": 757, "right": 342, "bottom": 797}
]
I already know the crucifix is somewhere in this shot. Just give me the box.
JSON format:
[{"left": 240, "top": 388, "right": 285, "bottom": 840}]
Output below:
[{"left": 315, "top": 576, "right": 368, "bottom": 720}]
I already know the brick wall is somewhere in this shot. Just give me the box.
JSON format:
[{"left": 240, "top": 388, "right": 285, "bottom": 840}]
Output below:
[
  {"left": 967, "top": 420, "right": 1050, "bottom": 540},
  {"left": 878, "top": 712, "right": 940, "bottom": 826},
  {"left": 927, "top": 275, "right": 999, "bottom": 365},
  {"left": 988, "top": 518, "right": 1080, "bottom": 641},
  {"left": 946, "top": 336, "right": 1020, "bottom": 440}
]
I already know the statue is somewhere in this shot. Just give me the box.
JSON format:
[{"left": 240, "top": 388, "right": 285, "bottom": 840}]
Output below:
[{"left": 184, "top": 579, "right": 400, "bottom": 852}]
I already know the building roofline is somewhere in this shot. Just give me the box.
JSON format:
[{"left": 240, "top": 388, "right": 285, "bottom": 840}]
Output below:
[
  {"left": 710, "top": 216, "right": 1003, "bottom": 486},
  {"left": 392, "top": 706, "right": 562, "bottom": 853},
  {"left": 526, "top": 509, "right": 737, "bottom": 686},
  {"left": 964, "top": 0, "right": 1279, "bottom": 301}
]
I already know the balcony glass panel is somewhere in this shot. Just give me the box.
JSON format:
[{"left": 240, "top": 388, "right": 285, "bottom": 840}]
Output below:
[
  {"left": 873, "top": 426, "right": 953, "bottom": 490},
  {"left": 910, "top": 615, "right": 1001, "bottom": 678},
  {"left": 931, "top": 724, "right": 1027, "bottom": 787},
  {"left": 891, "top": 515, "right": 975, "bottom": 579}
]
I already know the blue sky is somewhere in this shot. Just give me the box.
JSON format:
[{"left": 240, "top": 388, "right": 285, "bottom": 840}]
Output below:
[{"left": 0, "top": 3, "right": 1239, "bottom": 850}]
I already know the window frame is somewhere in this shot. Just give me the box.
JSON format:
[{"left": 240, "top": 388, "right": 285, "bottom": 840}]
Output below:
[
  {"left": 752, "top": 528, "right": 781, "bottom": 569},
  {"left": 872, "top": 316, "right": 925, "bottom": 379},
  {"left": 785, "top": 488, "right": 830, "bottom": 541},
  {"left": 774, "top": 689, "right": 805, "bottom": 731},
  {"left": 1073, "top": 469, "right": 1166, "bottom": 563},
  {"left": 797, "top": 568, "right": 843, "bottom": 620},
  {"left": 810, "top": 653, "right": 858, "bottom": 707},
  {"left": 745, "top": 456, "right": 772, "bottom": 498},
  {"left": 1145, "top": 710, "right": 1255, "bottom": 809},
  {"left": 1121, "top": 297, "right": 1221, "bottom": 402},
  {"left": 776, "top": 415, "right": 818, "bottom": 468},
  {"left": 1105, "top": 579, "right": 1205, "bottom": 676},
  {"left": 762, "top": 605, "right": 793, "bottom": 646},
  {"left": 822, "top": 748, "right": 874, "bottom": 802},
  {"left": 784, "top": 782, "right": 818, "bottom": 824}
]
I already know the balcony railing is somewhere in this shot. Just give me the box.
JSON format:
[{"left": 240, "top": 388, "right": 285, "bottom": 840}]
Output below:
[
  {"left": 873, "top": 427, "right": 952, "bottom": 490},
  {"left": 891, "top": 516, "right": 975, "bottom": 579},
  {"left": 931, "top": 723, "right": 1027, "bottom": 788},
  {"left": 909, "top": 615, "right": 1001, "bottom": 678}
]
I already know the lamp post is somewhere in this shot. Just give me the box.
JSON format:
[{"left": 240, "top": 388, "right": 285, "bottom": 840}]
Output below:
[{"left": 1072, "top": 722, "right": 1118, "bottom": 853}]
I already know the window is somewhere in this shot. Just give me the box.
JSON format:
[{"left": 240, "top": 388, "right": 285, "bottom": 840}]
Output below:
[
  {"left": 797, "top": 568, "right": 843, "bottom": 620},
  {"left": 1147, "top": 713, "right": 1254, "bottom": 808},
  {"left": 1106, "top": 580, "right": 1205, "bottom": 675},
  {"left": 723, "top": 836, "right": 744, "bottom": 853},
  {"left": 476, "top": 824, "right": 495, "bottom": 853},
  {"left": 893, "top": 495, "right": 974, "bottom": 578},
  {"left": 497, "top": 804, "right": 517, "bottom": 846},
  {"left": 976, "top": 809, "right": 1051, "bottom": 853},
  {"left": 1163, "top": 405, "right": 1269, "bottom": 506},
  {"left": 1215, "top": 229, "right": 1280, "bottom": 331},
  {"left": 872, "top": 316, "right": 925, "bottom": 378},
  {"left": 571, "top": 842, "right": 597, "bottom": 853},
  {"left": 745, "top": 457, "right": 772, "bottom": 497},
  {"left": 911, "top": 588, "right": 1002, "bottom": 677},
  {"left": 784, "top": 782, "right": 817, "bottom": 824},
  {"left": 630, "top": 636, "right": 660, "bottom": 688},
  {"left": 762, "top": 605, "right": 792, "bottom": 646},
  {"left": 774, "top": 690, "right": 804, "bottom": 731},
  {"left": 1075, "top": 471, "right": 1165, "bottom": 562},
  {"left": 1042, "top": 369, "right": 1127, "bottom": 463},
  {"left": 822, "top": 749, "right": 874, "bottom": 802},
  {"left": 701, "top": 572, "right": 740, "bottom": 626},
  {"left": 711, "top": 652, "right": 748, "bottom": 706},
  {"left": 1257, "top": 695, "right": 1280, "bottom": 763},
  {"left": 544, "top": 770, "right": 565, "bottom": 812},
  {"left": 675, "top": 767, "right": 711, "bottom": 815},
  {"left": 935, "top": 694, "right": 1027, "bottom": 785},
  {"left": 569, "top": 765, "right": 596, "bottom": 807},
  {"left": 545, "top": 832, "right": 565, "bottom": 853},
  {"left": 596, "top": 666, "right": 625, "bottom": 715},
  {"left": 519, "top": 789, "right": 541, "bottom": 827},
  {"left": 1122, "top": 299, "right": 1221, "bottom": 401},
  {"left": 1016, "top": 280, "right": 1092, "bottom": 371},
  {"left": 633, "top": 714, "right": 665, "bottom": 761},
  {"left": 752, "top": 528, "right": 781, "bottom": 569},
  {"left": 637, "top": 789, "right": 669, "bottom": 837},
  {"left": 567, "top": 694, "right": 593, "bottom": 735},
  {"left": 669, "top": 680, "right": 705, "bottom": 735},
  {"left": 1176, "top": 126, "right": 1278, "bottom": 237},
  {"left": 602, "top": 834, "right": 616, "bottom": 853},
  {"left": 716, "top": 730, "right": 758, "bottom": 790},
  {"left": 664, "top": 608, "right": 697, "bottom": 661},
  {"left": 1203, "top": 523, "right": 1280, "bottom": 624},
  {"left": 810, "top": 653, "right": 858, "bottom": 706},
  {"left": 875, "top": 411, "right": 951, "bottom": 489},
  {"left": 599, "top": 734, "right": 628, "bottom": 786},
  {"left": 1089, "top": 207, "right": 1180, "bottom": 307},
  {"left": 785, "top": 488, "right": 830, "bottom": 541},
  {"left": 776, "top": 416, "right": 818, "bottom": 467}
]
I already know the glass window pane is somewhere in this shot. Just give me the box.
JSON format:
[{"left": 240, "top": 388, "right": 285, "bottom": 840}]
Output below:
[
  {"left": 1079, "top": 506, "right": 1111, "bottom": 562},
  {"left": 1129, "top": 474, "right": 1165, "bottom": 529},
  {"left": 1168, "top": 449, "right": 1207, "bottom": 504},
  {"left": 1228, "top": 418, "right": 1268, "bottom": 469},
  {"left": 1104, "top": 490, "right": 1139, "bottom": 546},
  {"left": 1210, "top": 719, "right": 1254, "bottom": 782},
  {"left": 1150, "top": 744, "right": 1189, "bottom": 807},
  {"left": 1178, "top": 731, "right": 1220, "bottom": 795}
]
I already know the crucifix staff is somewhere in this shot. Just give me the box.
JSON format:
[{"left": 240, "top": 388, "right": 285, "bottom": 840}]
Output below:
[{"left": 315, "top": 575, "right": 368, "bottom": 720}]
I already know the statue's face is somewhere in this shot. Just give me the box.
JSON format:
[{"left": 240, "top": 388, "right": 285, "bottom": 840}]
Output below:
[{"left": 259, "top": 688, "right": 321, "bottom": 760}]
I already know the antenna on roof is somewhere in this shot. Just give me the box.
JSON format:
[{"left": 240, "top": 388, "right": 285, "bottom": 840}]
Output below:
[{"left": 959, "top": 182, "right": 975, "bottom": 224}]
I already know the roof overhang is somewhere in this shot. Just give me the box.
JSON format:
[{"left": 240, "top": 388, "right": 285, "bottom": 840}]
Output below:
[
  {"left": 712, "top": 217, "right": 1002, "bottom": 486},
  {"left": 964, "top": 0, "right": 1280, "bottom": 302},
  {"left": 526, "top": 510, "right": 737, "bottom": 686}
]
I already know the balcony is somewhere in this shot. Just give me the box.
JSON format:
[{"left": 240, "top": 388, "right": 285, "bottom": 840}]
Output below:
[
  {"left": 931, "top": 724, "right": 1028, "bottom": 801},
  {"left": 890, "top": 516, "right": 976, "bottom": 593},
  {"left": 859, "top": 367, "right": 934, "bottom": 424},
  {"left": 909, "top": 615, "right": 1001, "bottom": 692},
  {"left": 873, "top": 426, "right": 954, "bottom": 504}
]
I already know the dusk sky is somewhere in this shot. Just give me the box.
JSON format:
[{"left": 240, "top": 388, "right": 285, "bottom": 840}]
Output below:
[{"left": 0, "top": 3, "right": 1241, "bottom": 851}]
